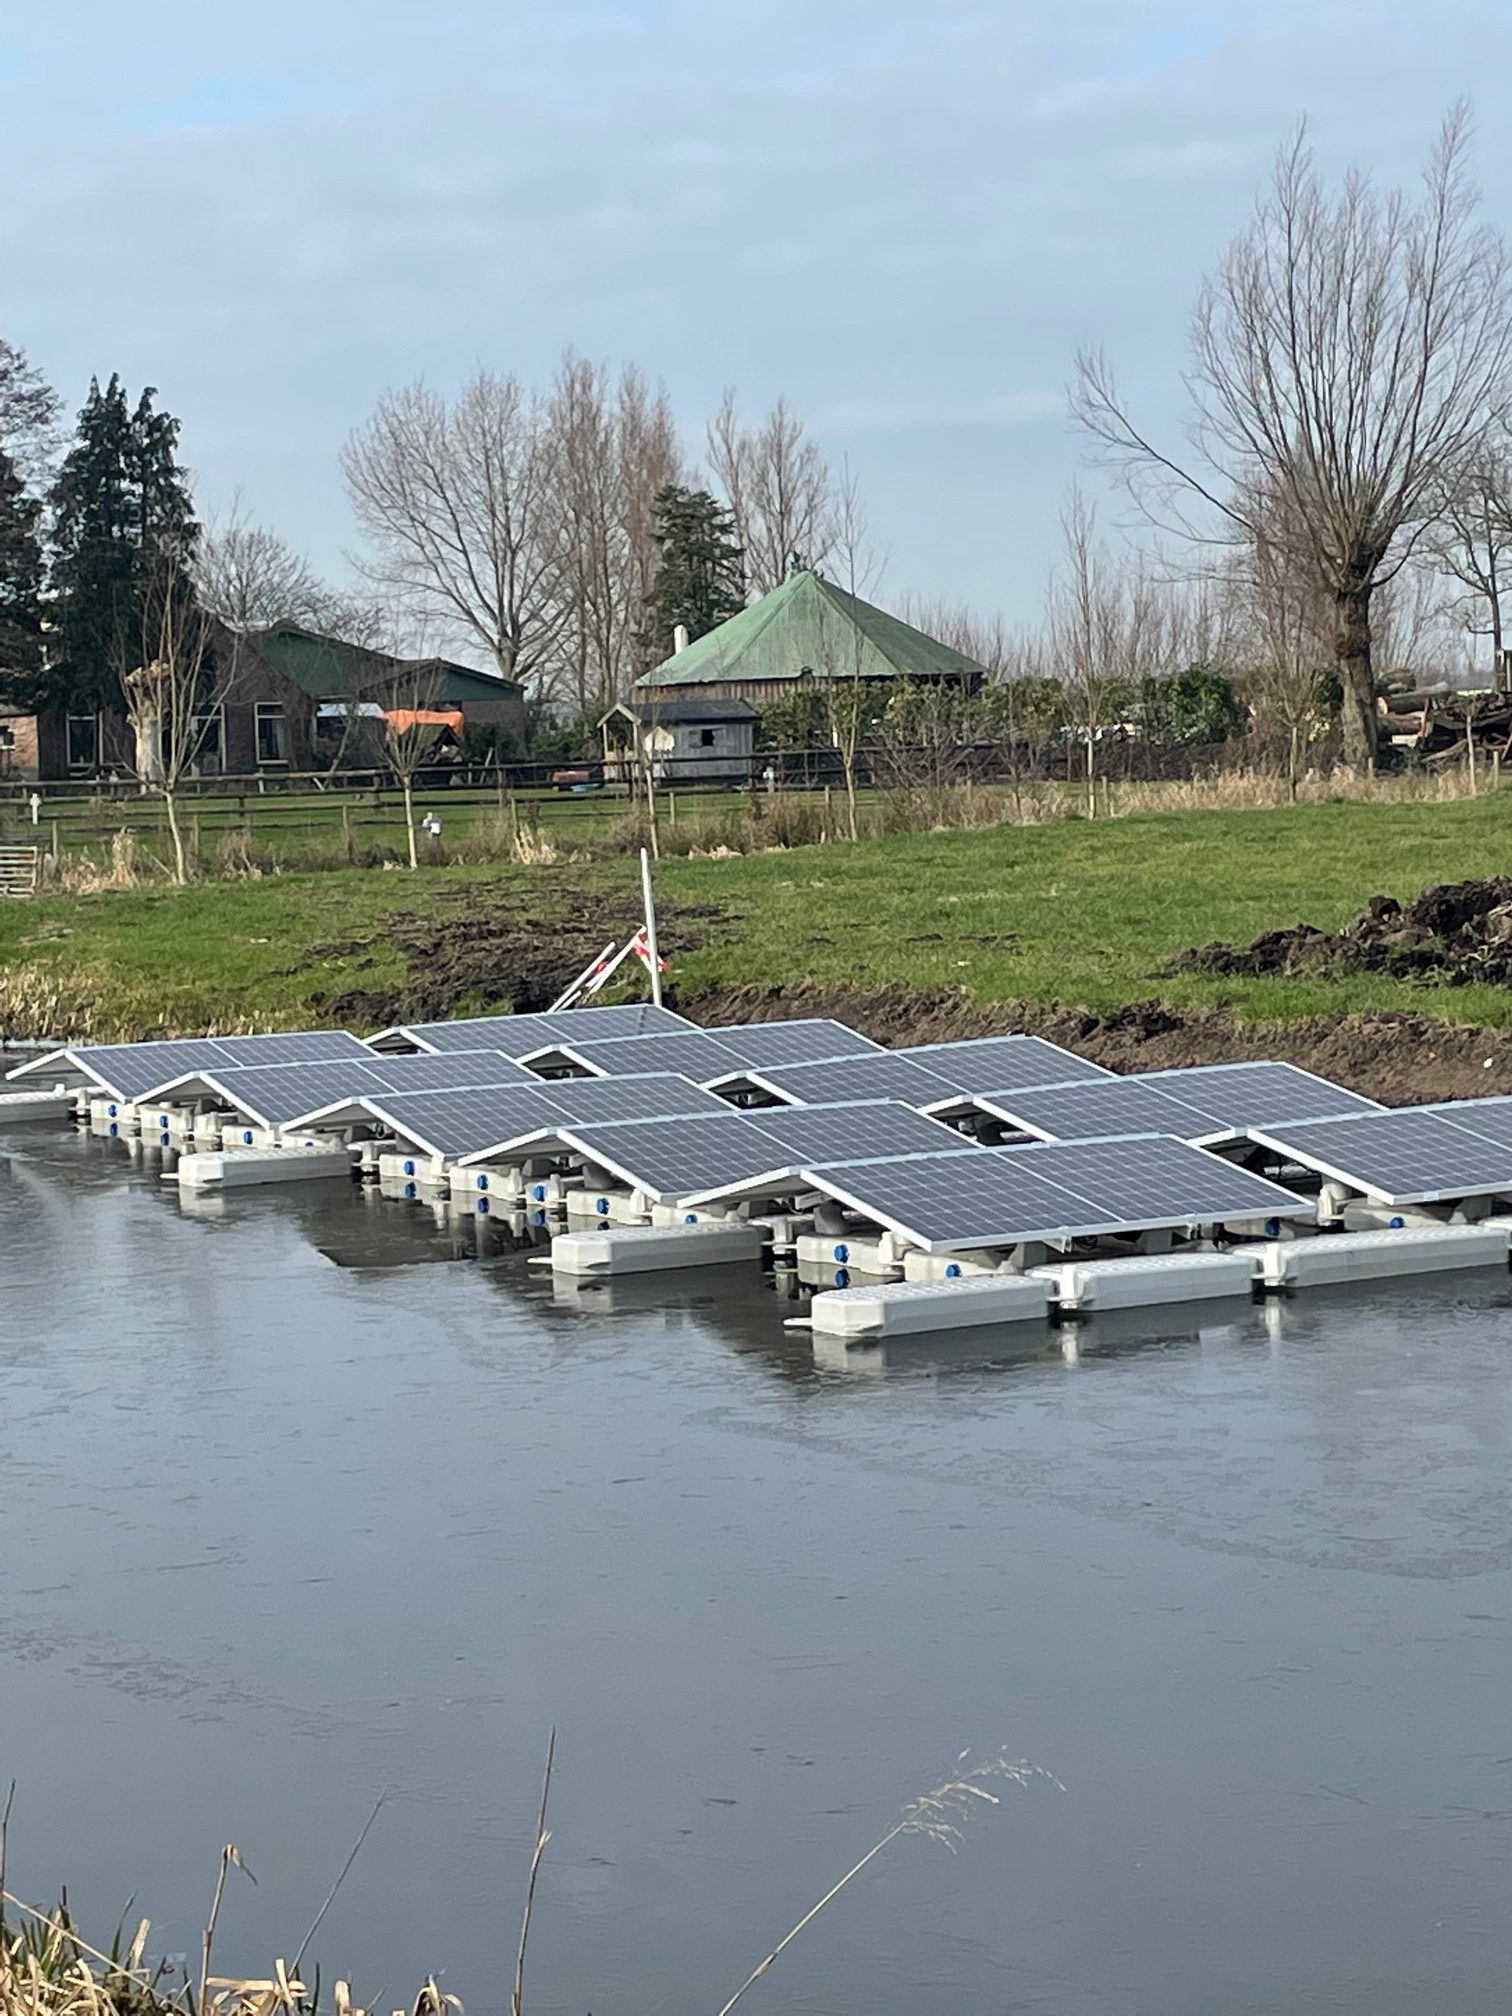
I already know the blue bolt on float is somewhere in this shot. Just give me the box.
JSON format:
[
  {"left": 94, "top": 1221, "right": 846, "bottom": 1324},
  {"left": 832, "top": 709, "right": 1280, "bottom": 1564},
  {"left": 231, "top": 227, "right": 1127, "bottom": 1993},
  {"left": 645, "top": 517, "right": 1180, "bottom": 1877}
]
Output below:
[
  {"left": 159, "top": 1133, "right": 170, "bottom": 1148},
  {"left": 532, "top": 1209, "right": 546, "bottom": 1227},
  {"left": 404, "top": 1182, "right": 417, "bottom": 1200},
  {"left": 1265, "top": 1218, "right": 1281, "bottom": 1237},
  {"left": 108, "top": 1122, "right": 118, "bottom": 1137},
  {"left": 477, "top": 1197, "right": 490, "bottom": 1216},
  {"left": 532, "top": 1183, "right": 547, "bottom": 1202},
  {"left": 684, "top": 1213, "right": 698, "bottom": 1225},
  {"left": 945, "top": 1262, "right": 962, "bottom": 1278},
  {"left": 834, "top": 1267, "right": 850, "bottom": 1288},
  {"left": 403, "top": 1158, "right": 416, "bottom": 1177},
  {"left": 107, "top": 1103, "right": 117, "bottom": 1117},
  {"left": 158, "top": 1114, "right": 169, "bottom": 1128},
  {"left": 475, "top": 1172, "right": 489, "bottom": 1191},
  {"left": 242, "top": 1129, "right": 254, "bottom": 1145},
  {"left": 1390, "top": 1215, "right": 1405, "bottom": 1229},
  {"left": 596, "top": 1196, "right": 610, "bottom": 1215},
  {"left": 833, "top": 1243, "right": 849, "bottom": 1263}
]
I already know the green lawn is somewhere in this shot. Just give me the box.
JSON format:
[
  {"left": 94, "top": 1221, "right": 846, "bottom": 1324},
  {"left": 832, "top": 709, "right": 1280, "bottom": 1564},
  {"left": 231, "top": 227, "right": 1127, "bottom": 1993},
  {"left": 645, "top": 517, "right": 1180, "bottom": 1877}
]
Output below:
[{"left": 2, "top": 794, "right": 1509, "bottom": 1040}]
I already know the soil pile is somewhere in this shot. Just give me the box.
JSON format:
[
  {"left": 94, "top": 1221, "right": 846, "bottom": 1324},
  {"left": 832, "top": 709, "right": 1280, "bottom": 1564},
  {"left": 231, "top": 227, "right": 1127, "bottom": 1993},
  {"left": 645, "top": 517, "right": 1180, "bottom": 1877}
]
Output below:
[
  {"left": 1168, "top": 879, "right": 1512, "bottom": 988},
  {"left": 308, "top": 882, "right": 730, "bottom": 1026}
]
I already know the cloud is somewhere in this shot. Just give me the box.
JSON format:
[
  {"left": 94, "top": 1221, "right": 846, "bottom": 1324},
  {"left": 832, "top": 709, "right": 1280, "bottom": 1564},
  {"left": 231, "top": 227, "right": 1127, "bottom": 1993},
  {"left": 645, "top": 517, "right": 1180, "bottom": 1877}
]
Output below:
[{"left": 2, "top": 0, "right": 1509, "bottom": 624}]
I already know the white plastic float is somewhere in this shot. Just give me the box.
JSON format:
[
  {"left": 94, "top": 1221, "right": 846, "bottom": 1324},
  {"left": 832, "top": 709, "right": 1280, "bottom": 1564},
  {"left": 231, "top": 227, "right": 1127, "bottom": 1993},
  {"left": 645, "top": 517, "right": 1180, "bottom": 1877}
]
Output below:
[
  {"left": 173, "top": 1145, "right": 356, "bottom": 1191},
  {"left": 799, "top": 1273, "right": 1051, "bottom": 1341},
  {"left": 1030, "top": 1251, "right": 1259, "bottom": 1313},
  {"left": 550, "top": 1221, "right": 767, "bottom": 1276},
  {"left": 0, "top": 1085, "right": 78, "bottom": 1123},
  {"left": 1257, "top": 1222, "right": 1510, "bottom": 1289}
]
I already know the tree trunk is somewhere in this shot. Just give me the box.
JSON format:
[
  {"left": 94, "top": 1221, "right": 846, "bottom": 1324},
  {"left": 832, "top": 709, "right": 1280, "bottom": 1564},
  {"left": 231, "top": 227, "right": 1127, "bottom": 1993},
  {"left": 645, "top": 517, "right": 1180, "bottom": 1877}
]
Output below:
[
  {"left": 164, "top": 788, "right": 188, "bottom": 884},
  {"left": 1084, "top": 727, "right": 1097, "bottom": 818},
  {"left": 1286, "top": 721, "right": 1301, "bottom": 802},
  {"left": 402, "top": 776, "right": 418, "bottom": 868},
  {"left": 1491, "top": 598, "right": 1506, "bottom": 693},
  {"left": 1334, "top": 583, "right": 1377, "bottom": 771},
  {"left": 842, "top": 745, "right": 859, "bottom": 842}
]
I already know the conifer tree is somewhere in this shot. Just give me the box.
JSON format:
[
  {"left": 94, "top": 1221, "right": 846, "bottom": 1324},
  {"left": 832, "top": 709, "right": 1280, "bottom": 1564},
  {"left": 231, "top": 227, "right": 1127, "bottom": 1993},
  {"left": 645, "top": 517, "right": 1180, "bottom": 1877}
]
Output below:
[
  {"left": 0, "top": 445, "right": 43, "bottom": 706},
  {"left": 637, "top": 484, "right": 746, "bottom": 660},
  {"left": 45, "top": 376, "right": 198, "bottom": 709}
]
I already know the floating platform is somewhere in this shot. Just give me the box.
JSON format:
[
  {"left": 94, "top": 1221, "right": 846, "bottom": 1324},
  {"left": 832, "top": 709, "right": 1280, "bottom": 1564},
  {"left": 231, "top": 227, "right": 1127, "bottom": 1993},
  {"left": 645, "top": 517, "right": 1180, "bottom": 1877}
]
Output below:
[
  {"left": 0, "top": 1086, "right": 78, "bottom": 1123},
  {"left": 174, "top": 1146, "right": 357, "bottom": 1191},
  {"left": 800, "top": 1273, "right": 1051, "bottom": 1341},
  {"left": 795, "top": 1230, "right": 901, "bottom": 1277},
  {"left": 1030, "top": 1251, "right": 1258, "bottom": 1313},
  {"left": 550, "top": 1221, "right": 768, "bottom": 1276},
  {"left": 1257, "top": 1223, "right": 1510, "bottom": 1289}
]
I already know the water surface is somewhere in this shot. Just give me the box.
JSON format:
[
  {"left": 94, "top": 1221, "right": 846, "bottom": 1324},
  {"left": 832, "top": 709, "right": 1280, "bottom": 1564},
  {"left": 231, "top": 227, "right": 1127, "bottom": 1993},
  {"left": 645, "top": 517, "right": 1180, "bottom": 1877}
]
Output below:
[{"left": 2, "top": 1123, "right": 1510, "bottom": 2014}]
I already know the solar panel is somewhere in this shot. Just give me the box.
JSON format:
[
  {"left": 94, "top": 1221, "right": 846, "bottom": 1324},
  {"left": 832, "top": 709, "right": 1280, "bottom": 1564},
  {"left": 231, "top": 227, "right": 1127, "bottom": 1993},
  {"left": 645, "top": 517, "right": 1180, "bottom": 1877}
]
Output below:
[
  {"left": 1138, "top": 1062, "right": 1381, "bottom": 1129},
  {"left": 1250, "top": 1110, "right": 1512, "bottom": 1204},
  {"left": 530, "top": 1072, "right": 731, "bottom": 1125},
  {"left": 753, "top": 1101, "right": 974, "bottom": 1166},
  {"left": 807, "top": 1148, "right": 1097, "bottom": 1250},
  {"left": 703, "top": 1019, "right": 882, "bottom": 1066},
  {"left": 363, "top": 1051, "right": 539, "bottom": 1092},
  {"left": 162, "top": 1062, "right": 380, "bottom": 1129},
  {"left": 360, "top": 1086, "right": 566, "bottom": 1160},
  {"left": 382, "top": 1004, "right": 693, "bottom": 1055},
  {"left": 533, "top": 1113, "right": 785, "bottom": 1199},
  {"left": 530, "top": 1031, "right": 746, "bottom": 1079},
  {"left": 206, "top": 1031, "right": 370, "bottom": 1064},
  {"left": 895, "top": 1035, "right": 1115, "bottom": 1090},
  {"left": 1423, "top": 1097, "right": 1512, "bottom": 1153},
  {"left": 999, "top": 1136, "right": 1306, "bottom": 1227},
  {"left": 974, "top": 1077, "right": 1208, "bottom": 1142},
  {"left": 736, "top": 1054, "right": 960, "bottom": 1108},
  {"left": 62, "top": 1040, "right": 231, "bottom": 1099}
]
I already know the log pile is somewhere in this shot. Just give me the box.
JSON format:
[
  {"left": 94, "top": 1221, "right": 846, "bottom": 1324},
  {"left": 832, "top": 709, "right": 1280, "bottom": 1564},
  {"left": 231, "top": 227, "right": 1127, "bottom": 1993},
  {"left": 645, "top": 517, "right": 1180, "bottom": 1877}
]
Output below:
[{"left": 1380, "top": 684, "right": 1512, "bottom": 760}]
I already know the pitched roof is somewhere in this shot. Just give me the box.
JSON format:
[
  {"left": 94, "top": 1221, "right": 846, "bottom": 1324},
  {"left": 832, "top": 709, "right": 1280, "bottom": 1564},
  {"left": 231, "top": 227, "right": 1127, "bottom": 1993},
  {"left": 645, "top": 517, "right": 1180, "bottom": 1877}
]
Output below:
[
  {"left": 637, "top": 570, "right": 988, "bottom": 689},
  {"left": 239, "top": 625, "right": 524, "bottom": 702},
  {"left": 604, "top": 697, "right": 758, "bottom": 726}
]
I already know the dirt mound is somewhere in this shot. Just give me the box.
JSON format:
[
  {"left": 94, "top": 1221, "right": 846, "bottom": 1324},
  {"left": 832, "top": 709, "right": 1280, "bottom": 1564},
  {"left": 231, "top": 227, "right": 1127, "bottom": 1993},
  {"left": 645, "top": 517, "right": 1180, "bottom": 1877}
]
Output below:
[
  {"left": 1169, "top": 878, "right": 1512, "bottom": 988},
  {"left": 308, "top": 883, "right": 730, "bottom": 1026}
]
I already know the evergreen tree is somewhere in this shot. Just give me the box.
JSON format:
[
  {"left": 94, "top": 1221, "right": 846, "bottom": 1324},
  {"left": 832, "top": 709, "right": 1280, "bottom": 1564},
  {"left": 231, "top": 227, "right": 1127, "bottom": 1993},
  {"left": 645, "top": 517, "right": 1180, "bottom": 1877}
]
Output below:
[
  {"left": 637, "top": 484, "right": 745, "bottom": 660},
  {"left": 45, "top": 376, "right": 198, "bottom": 709},
  {"left": 0, "top": 445, "right": 43, "bottom": 705}
]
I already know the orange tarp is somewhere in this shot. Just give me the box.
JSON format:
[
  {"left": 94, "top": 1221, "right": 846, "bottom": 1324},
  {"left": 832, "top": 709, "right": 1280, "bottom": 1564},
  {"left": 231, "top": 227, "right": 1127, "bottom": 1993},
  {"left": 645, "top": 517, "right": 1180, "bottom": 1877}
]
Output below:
[{"left": 385, "top": 708, "right": 464, "bottom": 736}]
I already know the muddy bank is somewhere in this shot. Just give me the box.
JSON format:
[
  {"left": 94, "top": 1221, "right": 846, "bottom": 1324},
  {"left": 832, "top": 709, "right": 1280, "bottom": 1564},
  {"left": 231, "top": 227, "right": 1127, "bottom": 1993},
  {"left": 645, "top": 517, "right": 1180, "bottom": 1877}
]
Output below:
[
  {"left": 1169, "top": 877, "right": 1512, "bottom": 989},
  {"left": 308, "top": 884, "right": 730, "bottom": 1026},
  {"left": 689, "top": 982, "right": 1512, "bottom": 1105}
]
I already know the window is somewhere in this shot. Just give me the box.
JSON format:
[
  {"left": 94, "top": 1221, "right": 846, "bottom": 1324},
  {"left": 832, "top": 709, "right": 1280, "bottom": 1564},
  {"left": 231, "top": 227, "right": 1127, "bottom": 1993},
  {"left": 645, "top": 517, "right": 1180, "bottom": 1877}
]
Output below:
[
  {"left": 698, "top": 728, "right": 717, "bottom": 747},
  {"left": 255, "top": 702, "right": 288, "bottom": 765},
  {"left": 191, "top": 706, "right": 225, "bottom": 774},
  {"left": 0, "top": 726, "right": 13, "bottom": 752},
  {"left": 66, "top": 713, "right": 99, "bottom": 771}
]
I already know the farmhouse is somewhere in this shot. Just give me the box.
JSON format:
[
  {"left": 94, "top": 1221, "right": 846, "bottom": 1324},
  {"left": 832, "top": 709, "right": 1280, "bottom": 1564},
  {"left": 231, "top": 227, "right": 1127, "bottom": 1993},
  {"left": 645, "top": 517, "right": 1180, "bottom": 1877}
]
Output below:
[{"left": 0, "top": 623, "right": 526, "bottom": 783}]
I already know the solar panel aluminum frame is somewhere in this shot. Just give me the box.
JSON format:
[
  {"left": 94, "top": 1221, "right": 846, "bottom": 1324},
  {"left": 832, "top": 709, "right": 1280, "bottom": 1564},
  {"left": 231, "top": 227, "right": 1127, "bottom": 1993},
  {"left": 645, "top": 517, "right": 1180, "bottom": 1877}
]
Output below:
[{"left": 1244, "top": 1115, "right": 1512, "bottom": 1206}]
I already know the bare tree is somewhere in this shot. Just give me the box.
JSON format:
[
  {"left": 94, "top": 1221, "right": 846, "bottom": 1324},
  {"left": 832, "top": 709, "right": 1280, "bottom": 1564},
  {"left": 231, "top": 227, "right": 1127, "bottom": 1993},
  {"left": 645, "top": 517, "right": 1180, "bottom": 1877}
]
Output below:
[
  {"left": 1075, "top": 107, "right": 1512, "bottom": 768},
  {"left": 1424, "top": 448, "right": 1512, "bottom": 685},
  {"left": 707, "top": 390, "right": 837, "bottom": 594},
  {"left": 0, "top": 337, "right": 59, "bottom": 486},
  {"left": 380, "top": 659, "right": 452, "bottom": 869},
  {"left": 1239, "top": 531, "right": 1331, "bottom": 796},
  {"left": 342, "top": 371, "right": 560, "bottom": 691},
  {"left": 816, "top": 461, "right": 883, "bottom": 840},
  {"left": 198, "top": 503, "right": 332, "bottom": 632},
  {"left": 119, "top": 549, "right": 229, "bottom": 883}
]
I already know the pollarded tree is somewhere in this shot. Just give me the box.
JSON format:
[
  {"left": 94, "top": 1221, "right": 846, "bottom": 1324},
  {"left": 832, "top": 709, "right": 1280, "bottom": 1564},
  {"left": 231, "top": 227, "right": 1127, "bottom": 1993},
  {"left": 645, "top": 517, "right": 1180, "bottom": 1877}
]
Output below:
[
  {"left": 46, "top": 376, "right": 198, "bottom": 712},
  {"left": 1074, "top": 107, "right": 1512, "bottom": 768},
  {"left": 0, "top": 446, "right": 44, "bottom": 706},
  {"left": 637, "top": 485, "right": 746, "bottom": 662}
]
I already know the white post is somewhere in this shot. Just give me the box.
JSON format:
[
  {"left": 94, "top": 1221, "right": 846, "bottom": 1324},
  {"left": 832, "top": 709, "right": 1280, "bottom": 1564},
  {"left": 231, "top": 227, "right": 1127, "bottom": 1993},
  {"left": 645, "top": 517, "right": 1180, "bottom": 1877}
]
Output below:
[
  {"left": 639, "top": 846, "right": 663, "bottom": 1008},
  {"left": 549, "top": 939, "right": 621, "bottom": 1013}
]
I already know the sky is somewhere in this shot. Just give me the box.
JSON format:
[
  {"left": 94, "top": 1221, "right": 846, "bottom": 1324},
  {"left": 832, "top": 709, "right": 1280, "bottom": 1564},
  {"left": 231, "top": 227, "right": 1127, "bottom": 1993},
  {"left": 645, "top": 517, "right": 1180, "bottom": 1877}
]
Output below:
[{"left": 3, "top": 0, "right": 1511, "bottom": 633}]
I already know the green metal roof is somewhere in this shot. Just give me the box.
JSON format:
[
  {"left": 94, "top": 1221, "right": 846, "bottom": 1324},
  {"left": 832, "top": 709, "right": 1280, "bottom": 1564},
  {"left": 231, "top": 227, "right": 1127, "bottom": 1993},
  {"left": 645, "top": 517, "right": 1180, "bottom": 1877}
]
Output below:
[
  {"left": 638, "top": 570, "right": 988, "bottom": 689},
  {"left": 245, "top": 625, "right": 523, "bottom": 702}
]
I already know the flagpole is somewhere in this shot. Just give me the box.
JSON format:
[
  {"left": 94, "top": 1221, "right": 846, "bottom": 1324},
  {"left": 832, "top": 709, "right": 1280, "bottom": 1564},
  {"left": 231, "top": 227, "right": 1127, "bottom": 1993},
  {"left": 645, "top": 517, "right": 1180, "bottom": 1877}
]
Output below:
[{"left": 639, "top": 846, "right": 663, "bottom": 1009}]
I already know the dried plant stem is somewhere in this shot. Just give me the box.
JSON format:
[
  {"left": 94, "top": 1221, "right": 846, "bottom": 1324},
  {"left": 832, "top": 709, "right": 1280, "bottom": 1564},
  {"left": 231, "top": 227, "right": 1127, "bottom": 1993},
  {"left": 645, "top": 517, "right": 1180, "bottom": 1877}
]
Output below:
[
  {"left": 511, "top": 1728, "right": 556, "bottom": 2016},
  {"left": 291, "top": 1794, "right": 387, "bottom": 1975},
  {"left": 199, "top": 1846, "right": 252, "bottom": 2014}
]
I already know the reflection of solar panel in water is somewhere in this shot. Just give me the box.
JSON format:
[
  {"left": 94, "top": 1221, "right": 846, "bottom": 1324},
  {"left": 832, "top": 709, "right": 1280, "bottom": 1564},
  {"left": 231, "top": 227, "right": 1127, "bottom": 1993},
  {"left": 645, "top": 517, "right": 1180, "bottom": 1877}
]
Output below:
[
  {"left": 540, "top": 1113, "right": 780, "bottom": 1198},
  {"left": 1138, "top": 1062, "right": 1382, "bottom": 1129},
  {"left": 895, "top": 1035, "right": 1114, "bottom": 1090},
  {"left": 999, "top": 1136, "right": 1305, "bottom": 1226},
  {"left": 1250, "top": 1109, "right": 1512, "bottom": 1203},
  {"left": 976, "top": 1078, "right": 1208, "bottom": 1142},
  {"left": 535, "top": 1032, "right": 745, "bottom": 1079},
  {"left": 705, "top": 1019, "right": 881, "bottom": 1066},
  {"left": 740, "top": 1054, "right": 959, "bottom": 1108},
  {"left": 753, "top": 1101, "right": 973, "bottom": 1166}
]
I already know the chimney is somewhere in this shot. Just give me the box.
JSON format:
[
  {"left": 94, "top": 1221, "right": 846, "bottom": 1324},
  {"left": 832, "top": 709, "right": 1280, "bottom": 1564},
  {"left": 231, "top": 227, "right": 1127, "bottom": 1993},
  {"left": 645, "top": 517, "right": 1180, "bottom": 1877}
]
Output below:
[{"left": 673, "top": 623, "right": 690, "bottom": 654}]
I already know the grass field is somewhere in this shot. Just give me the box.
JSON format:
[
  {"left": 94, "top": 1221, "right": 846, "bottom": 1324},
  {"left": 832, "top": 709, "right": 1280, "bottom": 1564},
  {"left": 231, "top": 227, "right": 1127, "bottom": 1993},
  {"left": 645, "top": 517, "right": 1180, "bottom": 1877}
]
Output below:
[{"left": 2, "top": 793, "right": 1509, "bottom": 1041}]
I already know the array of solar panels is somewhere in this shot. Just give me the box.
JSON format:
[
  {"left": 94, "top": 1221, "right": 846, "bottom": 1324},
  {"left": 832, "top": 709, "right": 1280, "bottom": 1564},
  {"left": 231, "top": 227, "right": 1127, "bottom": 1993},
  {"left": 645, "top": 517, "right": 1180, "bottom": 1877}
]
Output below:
[{"left": 18, "top": 1005, "right": 1512, "bottom": 1226}]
